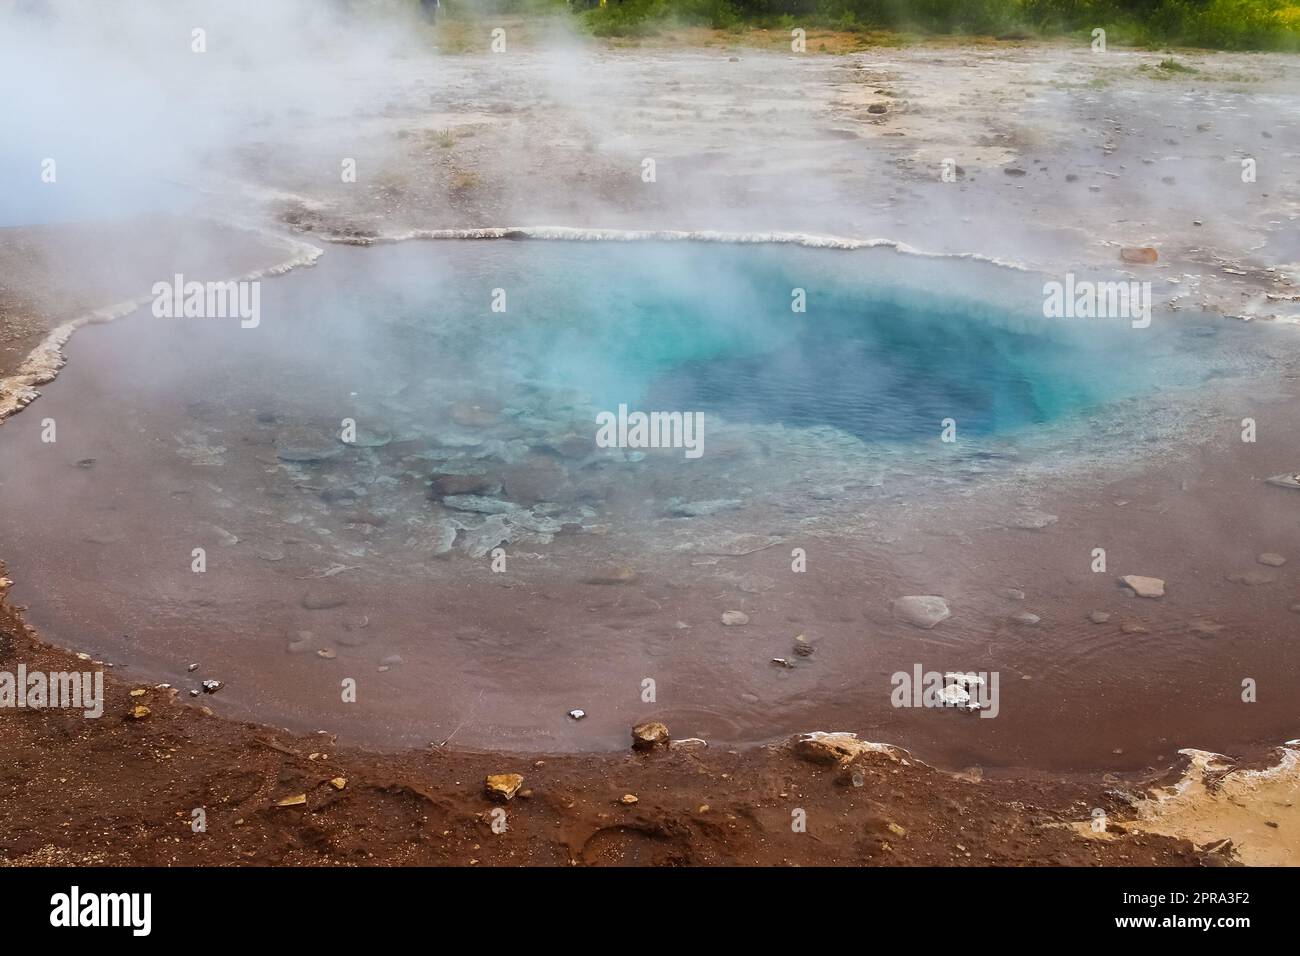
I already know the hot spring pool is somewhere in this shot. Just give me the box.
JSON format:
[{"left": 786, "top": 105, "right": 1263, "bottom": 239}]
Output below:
[{"left": 0, "top": 238, "right": 1291, "bottom": 766}]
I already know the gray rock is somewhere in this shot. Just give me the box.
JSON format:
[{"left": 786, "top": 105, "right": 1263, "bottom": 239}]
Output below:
[
  {"left": 1257, "top": 552, "right": 1286, "bottom": 567},
  {"left": 441, "top": 494, "right": 519, "bottom": 515},
  {"left": 721, "top": 610, "right": 750, "bottom": 627}
]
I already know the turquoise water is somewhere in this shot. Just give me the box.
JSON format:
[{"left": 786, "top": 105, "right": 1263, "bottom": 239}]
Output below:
[
  {"left": 40, "top": 237, "right": 1278, "bottom": 513},
  {"left": 266, "top": 240, "right": 1247, "bottom": 448}
]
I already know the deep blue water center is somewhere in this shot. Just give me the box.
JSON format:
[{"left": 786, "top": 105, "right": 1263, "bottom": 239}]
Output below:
[{"left": 330, "top": 240, "right": 1232, "bottom": 444}]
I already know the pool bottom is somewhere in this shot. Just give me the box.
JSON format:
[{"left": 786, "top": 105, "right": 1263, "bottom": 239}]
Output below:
[{"left": 4, "top": 366, "right": 1300, "bottom": 771}]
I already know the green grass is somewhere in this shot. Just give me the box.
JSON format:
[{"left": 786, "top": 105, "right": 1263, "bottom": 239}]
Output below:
[{"left": 573, "top": 0, "right": 1300, "bottom": 49}]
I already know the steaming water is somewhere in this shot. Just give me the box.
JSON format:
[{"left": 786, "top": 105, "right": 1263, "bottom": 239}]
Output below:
[{"left": 0, "top": 239, "right": 1291, "bottom": 763}]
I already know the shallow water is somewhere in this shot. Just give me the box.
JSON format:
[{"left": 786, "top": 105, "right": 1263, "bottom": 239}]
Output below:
[{"left": 0, "top": 240, "right": 1294, "bottom": 766}]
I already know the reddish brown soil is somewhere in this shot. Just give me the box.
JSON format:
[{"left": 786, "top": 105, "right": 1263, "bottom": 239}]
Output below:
[{"left": 0, "top": 592, "right": 1216, "bottom": 867}]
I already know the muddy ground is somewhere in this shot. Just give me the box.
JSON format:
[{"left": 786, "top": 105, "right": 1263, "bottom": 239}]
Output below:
[{"left": 2, "top": 25, "right": 1298, "bottom": 865}]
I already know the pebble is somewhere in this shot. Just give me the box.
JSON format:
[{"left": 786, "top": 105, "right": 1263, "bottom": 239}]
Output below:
[
  {"left": 631, "top": 720, "right": 670, "bottom": 751},
  {"left": 721, "top": 610, "right": 750, "bottom": 627},
  {"left": 484, "top": 774, "right": 524, "bottom": 802},
  {"left": 1257, "top": 552, "right": 1286, "bottom": 567},
  {"left": 1118, "top": 575, "right": 1165, "bottom": 598},
  {"left": 1088, "top": 610, "right": 1111, "bottom": 624},
  {"left": 1010, "top": 611, "right": 1041, "bottom": 625}
]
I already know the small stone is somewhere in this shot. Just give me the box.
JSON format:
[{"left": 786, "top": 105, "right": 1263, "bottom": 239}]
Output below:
[
  {"left": 721, "top": 610, "right": 750, "bottom": 627},
  {"left": 275, "top": 794, "right": 308, "bottom": 807},
  {"left": 892, "top": 595, "right": 950, "bottom": 629},
  {"left": 998, "top": 588, "right": 1026, "bottom": 601},
  {"left": 329, "top": 777, "right": 347, "bottom": 790},
  {"left": 302, "top": 590, "right": 347, "bottom": 610},
  {"left": 1119, "top": 575, "right": 1165, "bottom": 598},
  {"left": 1007, "top": 511, "right": 1057, "bottom": 531},
  {"left": 793, "top": 635, "right": 815, "bottom": 657},
  {"left": 1010, "top": 611, "right": 1040, "bottom": 625},
  {"left": 1257, "top": 552, "right": 1286, "bottom": 567},
  {"left": 1264, "top": 472, "right": 1300, "bottom": 490},
  {"left": 316, "top": 649, "right": 337, "bottom": 660},
  {"left": 129, "top": 705, "right": 151, "bottom": 720},
  {"left": 1120, "top": 623, "right": 1149, "bottom": 635},
  {"left": 867, "top": 103, "right": 887, "bottom": 114},
  {"left": 887, "top": 822, "right": 907, "bottom": 836},
  {"left": 1189, "top": 620, "right": 1224, "bottom": 637},
  {"left": 792, "top": 731, "right": 895, "bottom": 766},
  {"left": 200, "top": 679, "right": 223, "bottom": 694},
  {"left": 1088, "top": 610, "right": 1111, "bottom": 624},
  {"left": 187, "top": 663, "right": 199, "bottom": 672},
  {"left": 1227, "top": 570, "right": 1276, "bottom": 586},
  {"left": 1120, "top": 246, "right": 1158, "bottom": 264},
  {"left": 129, "top": 688, "right": 147, "bottom": 698},
  {"left": 485, "top": 773, "right": 524, "bottom": 802},
  {"left": 620, "top": 793, "right": 639, "bottom": 805},
  {"left": 632, "top": 720, "right": 671, "bottom": 751},
  {"left": 771, "top": 657, "right": 796, "bottom": 668},
  {"left": 568, "top": 708, "right": 586, "bottom": 720},
  {"left": 582, "top": 565, "right": 638, "bottom": 585}
]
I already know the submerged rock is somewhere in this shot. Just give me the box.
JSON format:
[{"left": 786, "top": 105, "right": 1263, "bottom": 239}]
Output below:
[
  {"left": 302, "top": 590, "right": 347, "bottom": 610},
  {"left": 1120, "top": 246, "right": 1159, "bottom": 264},
  {"left": 429, "top": 473, "right": 500, "bottom": 498},
  {"left": 441, "top": 494, "right": 519, "bottom": 515},
  {"left": 460, "top": 514, "right": 514, "bottom": 558},
  {"left": 1227, "top": 569, "right": 1276, "bottom": 586},
  {"left": 892, "top": 595, "right": 951, "bottom": 629},
  {"left": 1265, "top": 472, "right": 1300, "bottom": 490},
  {"left": 583, "top": 564, "right": 638, "bottom": 585},
  {"left": 1006, "top": 510, "right": 1057, "bottom": 531},
  {"left": 667, "top": 498, "right": 743, "bottom": 518}
]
